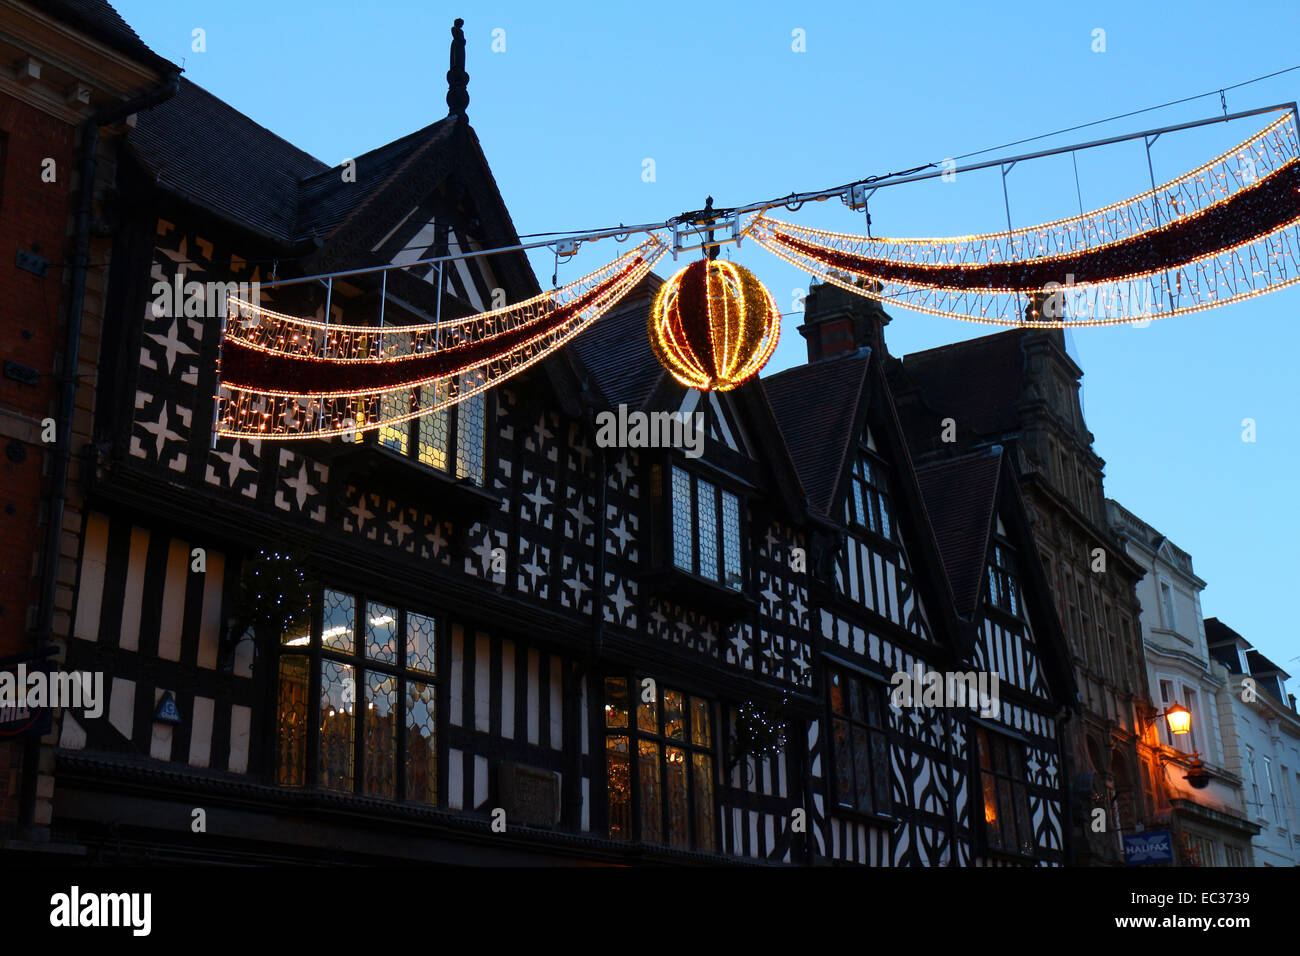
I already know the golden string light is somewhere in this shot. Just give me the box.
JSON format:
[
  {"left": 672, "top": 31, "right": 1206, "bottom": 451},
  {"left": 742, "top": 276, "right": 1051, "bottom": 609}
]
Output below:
[
  {"left": 215, "top": 238, "right": 668, "bottom": 439},
  {"left": 748, "top": 115, "right": 1300, "bottom": 327}
]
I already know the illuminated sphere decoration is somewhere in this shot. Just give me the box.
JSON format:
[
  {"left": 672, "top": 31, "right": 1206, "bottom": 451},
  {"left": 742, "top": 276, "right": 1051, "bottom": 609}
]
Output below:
[{"left": 648, "top": 258, "right": 780, "bottom": 391}]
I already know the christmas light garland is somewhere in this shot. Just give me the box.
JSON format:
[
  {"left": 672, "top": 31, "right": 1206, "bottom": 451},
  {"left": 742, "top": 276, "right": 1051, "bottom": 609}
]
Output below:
[
  {"left": 749, "top": 114, "right": 1300, "bottom": 326},
  {"left": 215, "top": 238, "right": 667, "bottom": 439},
  {"left": 211, "top": 109, "right": 1300, "bottom": 435}
]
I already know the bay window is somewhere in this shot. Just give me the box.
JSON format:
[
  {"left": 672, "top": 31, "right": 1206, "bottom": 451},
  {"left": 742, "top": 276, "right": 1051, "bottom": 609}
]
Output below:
[{"left": 670, "top": 465, "right": 743, "bottom": 589}]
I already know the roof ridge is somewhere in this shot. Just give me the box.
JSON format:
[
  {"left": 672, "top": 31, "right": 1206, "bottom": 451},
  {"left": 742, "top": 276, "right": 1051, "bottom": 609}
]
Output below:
[{"left": 178, "top": 77, "right": 327, "bottom": 172}]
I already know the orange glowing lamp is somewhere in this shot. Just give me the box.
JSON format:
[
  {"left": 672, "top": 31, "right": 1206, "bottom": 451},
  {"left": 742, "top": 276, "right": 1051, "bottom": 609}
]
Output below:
[
  {"left": 648, "top": 258, "right": 780, "bottom": 391},
  {"left": 1164, "top": 703, "right": 1192, "bottom": 736}
]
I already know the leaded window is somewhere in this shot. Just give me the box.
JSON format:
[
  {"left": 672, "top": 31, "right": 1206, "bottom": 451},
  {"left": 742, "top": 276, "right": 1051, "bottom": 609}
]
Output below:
[
  {"left": 987, "top": 540, "right": 1020, "bottom": 616},
  {"left": 364, "top": 362, "right": 487, "bottom": 486},
  {"left": 276, "top": 587, "right": 439, "bottom": 804},
  {"left": 604, "top": 676, "right": 718, "bottom": 851},
  {"left": 828, "top": 667, "right": 891, "bottom": 816},
  {"left": 976, "top": 727, "right": 1034, "bottom": 856},
  {"left": 670, "top": 465, "right": 743, "bottom": 589},
  {"left": 848, "top": 454, "right": 892, "bottom": 539}
]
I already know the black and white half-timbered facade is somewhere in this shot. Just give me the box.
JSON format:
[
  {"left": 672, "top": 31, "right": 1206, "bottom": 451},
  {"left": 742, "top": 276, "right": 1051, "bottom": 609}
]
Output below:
[{"left": 43, "top": 43, "right": 1077, "bottom": 864}]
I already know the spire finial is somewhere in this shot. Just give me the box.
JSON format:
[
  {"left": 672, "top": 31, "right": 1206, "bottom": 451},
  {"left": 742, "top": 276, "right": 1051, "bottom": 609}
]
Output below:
[{"left": 447, "top": 18, "right": 469, "bottom": 118}]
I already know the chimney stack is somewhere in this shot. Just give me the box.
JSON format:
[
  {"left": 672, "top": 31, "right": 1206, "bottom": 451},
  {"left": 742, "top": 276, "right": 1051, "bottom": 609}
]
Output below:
[{"left": 798, "top": 280, "right": 890, "bottom": 363}]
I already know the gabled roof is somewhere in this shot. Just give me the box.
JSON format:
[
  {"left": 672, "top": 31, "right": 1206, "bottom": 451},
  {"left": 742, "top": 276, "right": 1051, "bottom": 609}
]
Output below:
[
  {"left": 894, "top": 329, "right": 1027, "bottom": 440},
  {"left": 294, "top": 118, "right": 457, "bottom": 244},
  {"left": 914, "top": 448, "right": 1003, "bottom": 618},
  {"left": 33, "top": 0, "right": 178, "bottom": 73},
  {"left": 127, "top": 79, "right": 467, "bottom": 255},
  {"left": 1246, "top": 649, "right": 1290, "bottom": 681},
  {"left": 762, "top": 351, "right": 870, "bottom": 518},
  {"left": 128, "top": 78, "right": 328, "bottom": 244}
]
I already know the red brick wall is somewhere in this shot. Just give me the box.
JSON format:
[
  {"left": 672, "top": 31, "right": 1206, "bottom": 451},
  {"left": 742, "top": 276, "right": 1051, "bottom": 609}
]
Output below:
[
  {"left": 0, "top": 94, "right": 76, "bottom": 663},
  {"left": 0, "top": 94, "right": 77, "bottom": 827}
]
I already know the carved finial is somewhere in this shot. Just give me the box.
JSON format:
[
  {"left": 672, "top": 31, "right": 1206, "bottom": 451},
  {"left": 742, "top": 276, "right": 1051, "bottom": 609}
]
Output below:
[{"left": 447, "top": 18, "right": 469, "bottom": 118}]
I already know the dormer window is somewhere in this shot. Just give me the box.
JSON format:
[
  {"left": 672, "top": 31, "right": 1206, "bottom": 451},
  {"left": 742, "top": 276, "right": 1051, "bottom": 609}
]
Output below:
[
  {"left": 848, "top": 453, "right": 892, "bottom": 539},
  {"left": 987, "top": 539, "right": 1020, "bottom": 616},
  {"left": 670, "top": 465, "right": 743, "bottom": 589}
]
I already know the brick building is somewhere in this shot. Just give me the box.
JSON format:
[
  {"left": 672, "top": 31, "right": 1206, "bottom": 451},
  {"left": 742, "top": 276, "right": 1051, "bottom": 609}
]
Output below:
[{"left": 0, "top": 0, "right": 176, "bottom": 837}]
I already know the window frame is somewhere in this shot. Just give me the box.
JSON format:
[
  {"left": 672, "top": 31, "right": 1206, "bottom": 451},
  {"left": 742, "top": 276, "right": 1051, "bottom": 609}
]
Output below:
[
  {"left": 601, "top": 674, "right": 720, "bottom": 852},
  {"left": 274, "top": 585, "right": 443, "bottom": 806},
  {"left": 986, "top": 536, "right": 1021, "bottom": 618},
  {"left": 368, "top": 361, "right": 491, "bottom": 487},
  {"left": 825, "top": 663, "right": 893, "bottom": 821},
  {"left": 667, "top": 462, "right": 745, "bottom": 591},
  {"left": 846, "top": 449, "right": 894, "bottom": 543},
  {"left": 974, "top": 724, "right": 1037, "bottom": 858}
]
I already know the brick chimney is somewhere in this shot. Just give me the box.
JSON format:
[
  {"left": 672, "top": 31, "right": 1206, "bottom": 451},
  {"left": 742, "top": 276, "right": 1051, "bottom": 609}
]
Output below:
[{"left": 798, "top": 280, "right": 890, "bottom": 363}]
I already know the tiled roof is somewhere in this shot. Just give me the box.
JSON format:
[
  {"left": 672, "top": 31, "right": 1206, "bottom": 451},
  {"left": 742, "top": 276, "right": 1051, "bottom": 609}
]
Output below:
[
  {"left": 34, "top": 0, "right": 177, "bottom": 72},
  {"left": 914, "top": 448, "right": 1003, "bottom": 618},
  {"left": 128, "top": 79, "right": 328, "bottom": 243},
  {"left": 898, "top": 330, "right": 1026, "bottom": 439},
  {"left": 294, "top": 118, "right": 457, "bottom": 243},
  {"left": 762, "top": 351, "right": 870, "bottom": 518},
  {"left": 568, "top": 275, "right": 665, "bottom": 410},
  {"left": 1246, "top": 649, "right": 1290, "bottom": 681},
  {"left": 128, "top": 79, "right": 461, "bottom": 248}
]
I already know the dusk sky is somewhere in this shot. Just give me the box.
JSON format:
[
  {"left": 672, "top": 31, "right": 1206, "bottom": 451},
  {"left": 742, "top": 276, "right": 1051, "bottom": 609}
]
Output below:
[{"left": 116, "top": 0, "right": 1298, "bottom": 687}]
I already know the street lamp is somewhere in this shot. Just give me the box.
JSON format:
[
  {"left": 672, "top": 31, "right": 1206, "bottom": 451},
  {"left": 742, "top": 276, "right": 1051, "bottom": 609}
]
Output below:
[
  {"left": 1164, "top": 703, "right": 1192, "bottom": 737},
  {"left": 1146, "top": 702, "right": 1210, "bottom": 789}
]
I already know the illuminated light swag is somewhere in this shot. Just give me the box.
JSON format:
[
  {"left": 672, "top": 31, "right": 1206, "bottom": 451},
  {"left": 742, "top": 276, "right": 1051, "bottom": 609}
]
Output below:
[
  {"left": 648, "top": 258, "right": 781, "bottom": 391},
  {"left": 751, "top": 114, "right": 1300, "bottom": 326},
  {"left": 216, "top": 238, "right": 668, "bottom": 440}
]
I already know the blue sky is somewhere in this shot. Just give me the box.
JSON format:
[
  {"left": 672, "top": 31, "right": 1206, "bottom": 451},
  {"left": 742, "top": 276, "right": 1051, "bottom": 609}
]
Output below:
[{"left": 116, "top": 0, "right": 1298, "bottom": 690}]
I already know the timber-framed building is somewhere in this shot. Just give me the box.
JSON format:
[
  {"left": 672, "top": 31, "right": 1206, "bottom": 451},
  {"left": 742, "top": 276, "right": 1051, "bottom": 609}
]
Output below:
[{"left": 12, "top": 12, "right": 1078, "bottom": 865}]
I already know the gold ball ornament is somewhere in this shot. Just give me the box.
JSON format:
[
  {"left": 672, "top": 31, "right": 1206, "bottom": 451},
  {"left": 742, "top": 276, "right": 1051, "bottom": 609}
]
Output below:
[{"left": 648, "top": 258, "right": 781, "bottom": 391}]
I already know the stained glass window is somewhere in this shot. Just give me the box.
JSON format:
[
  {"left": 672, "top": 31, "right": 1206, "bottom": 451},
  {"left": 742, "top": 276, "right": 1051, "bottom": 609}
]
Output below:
[
  {"left": 604, "top": 675, "right": 717, "bottom": 851},
  {"left": 406, "top": 611, "right": 436, "bottom": 675}
]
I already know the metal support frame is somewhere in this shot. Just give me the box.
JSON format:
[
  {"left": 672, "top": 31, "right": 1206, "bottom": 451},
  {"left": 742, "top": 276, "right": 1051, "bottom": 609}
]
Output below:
[{"left": 246, "top": 102, "right": 1298, "bottom": 294}]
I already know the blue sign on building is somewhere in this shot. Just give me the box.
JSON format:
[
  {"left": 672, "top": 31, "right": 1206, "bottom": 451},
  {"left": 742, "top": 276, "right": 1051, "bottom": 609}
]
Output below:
[{"left": 1124, "top": 830, "right": 1174, "bottom": 865}]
